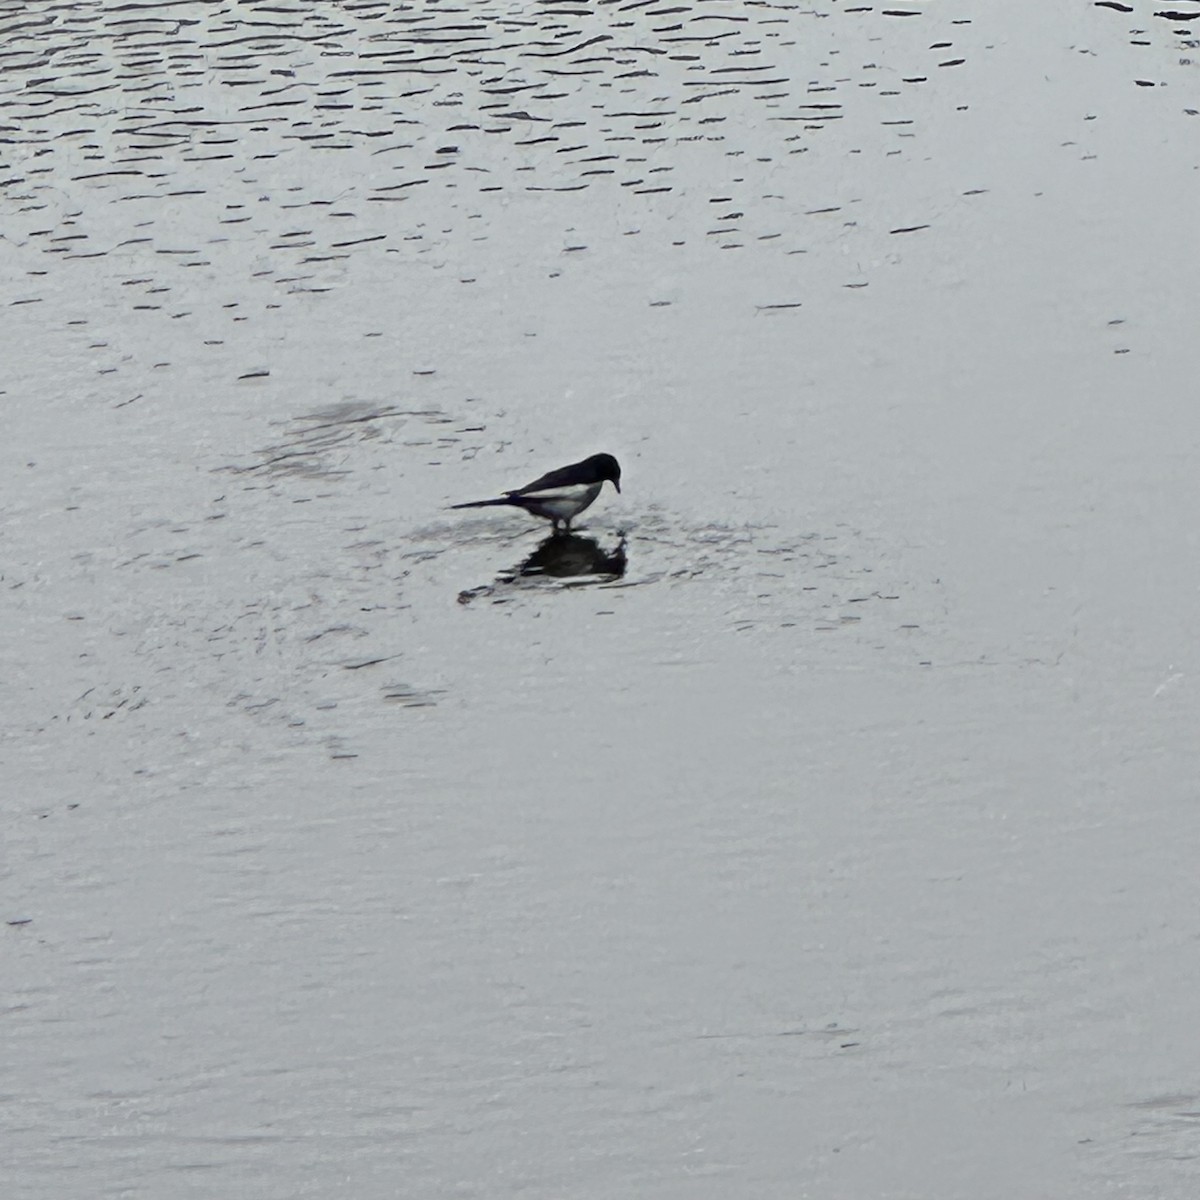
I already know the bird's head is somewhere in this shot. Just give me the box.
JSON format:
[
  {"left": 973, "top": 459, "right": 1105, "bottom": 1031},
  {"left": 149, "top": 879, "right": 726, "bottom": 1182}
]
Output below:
[{"left": 589, "top": 452, "right": 621, "bottom": 493}]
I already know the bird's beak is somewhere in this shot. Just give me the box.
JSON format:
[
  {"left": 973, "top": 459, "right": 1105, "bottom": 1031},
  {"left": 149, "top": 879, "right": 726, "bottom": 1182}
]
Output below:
[{"left": 613, "top": 480, "right": 621, "bottom": 493}]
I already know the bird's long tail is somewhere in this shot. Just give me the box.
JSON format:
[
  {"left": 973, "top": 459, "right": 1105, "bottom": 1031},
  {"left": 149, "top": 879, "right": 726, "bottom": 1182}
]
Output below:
[{"left": 448, "top": 497, "right": 514, "bottom": 510}]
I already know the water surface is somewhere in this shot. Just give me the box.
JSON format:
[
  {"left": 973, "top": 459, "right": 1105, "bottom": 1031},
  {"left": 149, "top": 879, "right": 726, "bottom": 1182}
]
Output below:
[{"left": 4, "top": 2, "right": 1200, "bottom": 1197}]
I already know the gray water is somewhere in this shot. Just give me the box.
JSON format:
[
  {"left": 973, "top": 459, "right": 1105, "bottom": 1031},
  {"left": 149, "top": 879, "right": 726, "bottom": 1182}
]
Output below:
[{"left": 4, "top": 2, "right": 1200, "bottom": 1196}]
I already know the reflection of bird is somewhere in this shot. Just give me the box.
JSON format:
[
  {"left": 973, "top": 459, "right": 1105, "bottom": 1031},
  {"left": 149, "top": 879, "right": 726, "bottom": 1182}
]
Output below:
[
  {"left": 517, "top": 533, "right": 627, "bottom": 581},
  {"left": 450, "top": 453, "right": 621, "bottom": 534}
]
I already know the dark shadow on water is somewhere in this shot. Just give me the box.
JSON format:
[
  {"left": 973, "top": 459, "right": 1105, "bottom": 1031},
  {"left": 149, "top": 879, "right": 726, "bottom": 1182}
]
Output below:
[
  {"left": 458, "top": 533, "right": 626, "bottom": 604},
  {"left": 514, "top": 533, "right": 627, "bottom": 581}
]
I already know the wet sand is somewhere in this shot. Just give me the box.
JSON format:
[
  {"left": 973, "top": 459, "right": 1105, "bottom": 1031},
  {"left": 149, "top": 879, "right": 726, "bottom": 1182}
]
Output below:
[{"left": 4, "top": 3, "right": 1200, "bottom": 1197}]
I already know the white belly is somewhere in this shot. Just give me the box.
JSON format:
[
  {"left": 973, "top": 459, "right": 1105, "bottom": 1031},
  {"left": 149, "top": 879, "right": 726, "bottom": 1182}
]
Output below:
[{"left": 521, "top": 481, "right": 602, "bottom": 520}]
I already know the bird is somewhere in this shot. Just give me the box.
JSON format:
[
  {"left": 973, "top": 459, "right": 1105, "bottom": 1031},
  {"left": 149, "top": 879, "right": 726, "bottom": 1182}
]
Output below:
[{"left": 450, "top": 452, "right": 621, "bottom": 535}]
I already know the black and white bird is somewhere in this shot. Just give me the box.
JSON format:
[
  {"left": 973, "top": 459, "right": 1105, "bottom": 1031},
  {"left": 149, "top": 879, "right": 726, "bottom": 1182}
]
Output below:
[{"left": 450, "top": 452, "right": 621, "bottom": 534}]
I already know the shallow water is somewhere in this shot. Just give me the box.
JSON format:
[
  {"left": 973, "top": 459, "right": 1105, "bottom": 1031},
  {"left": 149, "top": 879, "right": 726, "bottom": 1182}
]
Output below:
[{"left": 5, "top": 2, "right": 1200, "bottom": 1197}]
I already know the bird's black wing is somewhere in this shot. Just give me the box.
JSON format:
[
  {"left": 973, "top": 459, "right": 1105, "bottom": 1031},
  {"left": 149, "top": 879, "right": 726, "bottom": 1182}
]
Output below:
[{"left": 507, "top": 460, "right": 587, "bottom": 497}]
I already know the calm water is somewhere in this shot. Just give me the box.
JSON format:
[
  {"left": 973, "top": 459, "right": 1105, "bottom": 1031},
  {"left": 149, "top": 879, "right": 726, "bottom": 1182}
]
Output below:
[{"left": 4, "top": 2, "right": 1200, "bottom": 1197}]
